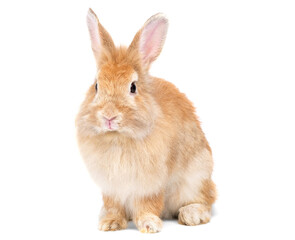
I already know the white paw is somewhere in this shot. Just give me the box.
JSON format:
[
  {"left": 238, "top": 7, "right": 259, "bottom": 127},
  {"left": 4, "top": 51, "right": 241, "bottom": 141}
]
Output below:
[
  {"left": 136, "top": 214, "right": 163, "bottom": 233},
  {"left": 178, "top": 203, "right": 211, "bottom": 226}
]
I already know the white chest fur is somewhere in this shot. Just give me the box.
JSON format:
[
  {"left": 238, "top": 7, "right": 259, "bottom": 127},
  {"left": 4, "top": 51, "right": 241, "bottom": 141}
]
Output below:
[{"left": 79, "top": 135, "right": 168, "bottom": 204}]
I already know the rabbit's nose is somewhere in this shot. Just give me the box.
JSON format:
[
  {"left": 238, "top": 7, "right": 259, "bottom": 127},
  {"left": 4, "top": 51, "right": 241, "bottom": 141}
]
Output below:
[
  {"left": 103, "top": 116, "right": 117, "bottom": 130},
  {"left": 103, "top": 116, "right": 117, "bottom": 122}
]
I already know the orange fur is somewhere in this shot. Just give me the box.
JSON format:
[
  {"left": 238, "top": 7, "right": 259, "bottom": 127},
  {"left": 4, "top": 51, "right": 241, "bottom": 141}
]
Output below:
[
  {"left": 199, "top": 179, "right": 217, "bottom": 207},
  {"left": 134, "top": 192, "right": 164, "bottom": 217},
  {"left": 76, "top": 9, "right": 216, "bottom": 233}
]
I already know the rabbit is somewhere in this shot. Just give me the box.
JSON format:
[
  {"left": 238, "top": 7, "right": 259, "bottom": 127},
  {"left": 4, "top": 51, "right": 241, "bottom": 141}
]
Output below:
[{"left": 76, "top": 8, "right": 216, "bottom": 233}]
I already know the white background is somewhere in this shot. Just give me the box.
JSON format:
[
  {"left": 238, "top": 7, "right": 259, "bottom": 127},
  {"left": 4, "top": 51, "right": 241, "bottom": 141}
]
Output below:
[{"left": 0, "top": 0, "right": 294, "bottom": 239}]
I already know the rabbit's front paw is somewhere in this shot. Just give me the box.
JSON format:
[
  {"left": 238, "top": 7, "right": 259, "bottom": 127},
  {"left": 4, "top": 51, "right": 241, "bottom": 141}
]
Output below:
[
  {"left": 98, "top": 216, "right": 128, "bottom": 231},
  {"left": 136, "top": 213, "right": 162, "bottom": 233}
]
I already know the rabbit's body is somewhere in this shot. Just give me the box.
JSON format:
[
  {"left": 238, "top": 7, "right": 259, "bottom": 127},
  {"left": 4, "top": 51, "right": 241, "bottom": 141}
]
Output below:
[
  {"left": 76, "top": 9, "right": 216, "bottom": 233},
  {"left": 78, "top": 76, "right": 214, "bottom": 218}
]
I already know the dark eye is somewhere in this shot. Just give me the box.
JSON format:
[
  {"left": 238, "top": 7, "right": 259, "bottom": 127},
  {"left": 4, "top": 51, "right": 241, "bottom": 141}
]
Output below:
[
  {"left": 130, "top": 82, "right": 136, "bottom": 94},
  {"left": 95, "top": 83, "right": 97, "bottom": 92}
]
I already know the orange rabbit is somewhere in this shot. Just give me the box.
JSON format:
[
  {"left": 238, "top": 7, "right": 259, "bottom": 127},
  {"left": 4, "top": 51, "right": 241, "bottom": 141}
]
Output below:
[{"left": 76, "top": 8, "right": 216, "bottom": 233}]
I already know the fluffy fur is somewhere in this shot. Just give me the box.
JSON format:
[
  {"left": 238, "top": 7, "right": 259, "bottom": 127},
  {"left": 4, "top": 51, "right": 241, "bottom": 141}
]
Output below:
[{"left": 76, "top": 9, "right": 216, "bottom": 233}]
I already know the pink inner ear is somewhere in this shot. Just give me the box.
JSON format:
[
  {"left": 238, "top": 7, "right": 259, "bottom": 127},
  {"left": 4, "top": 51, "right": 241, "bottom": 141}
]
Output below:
[
  {"left": 87, "top": 11, "right": 101, "bottom": 53},
  {"left": 140, "top": 18, "right": 168, "bottom": 63}
]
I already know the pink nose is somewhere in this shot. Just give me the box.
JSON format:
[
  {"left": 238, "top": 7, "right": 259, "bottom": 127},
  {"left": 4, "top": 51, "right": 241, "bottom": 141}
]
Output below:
[
  {"left": 103, "top": 116, "right": 117, "bottom": 122},
  {"left": 103, "top": 116, "right": 117, "bottom": 129}
]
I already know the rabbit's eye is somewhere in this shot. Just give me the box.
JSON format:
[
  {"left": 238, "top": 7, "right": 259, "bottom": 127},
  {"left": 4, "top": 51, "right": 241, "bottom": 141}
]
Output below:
[
  {"left": 130, "top": 82, "right": 136, "bottom": 94},
  {"left": 95, "top": 83, "right": 97, "bottom": 92}
]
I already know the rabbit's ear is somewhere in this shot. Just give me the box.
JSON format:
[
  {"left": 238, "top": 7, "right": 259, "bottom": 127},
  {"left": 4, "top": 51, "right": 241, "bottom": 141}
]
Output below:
[
  {"left": 129, "top": 13, "right": 168, "bottom": 69},
  {"left": 87, "top": 8, "right": 115, "bottom": 64}
]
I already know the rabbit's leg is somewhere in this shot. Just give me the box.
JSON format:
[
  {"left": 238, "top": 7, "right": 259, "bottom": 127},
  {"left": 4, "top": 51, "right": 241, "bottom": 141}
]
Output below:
[
  {"left": 98, "top": 195, "right": 128, "bottom": 231},
  {"left": 178, "top": 179, "right": 216, "bottom": 226},
  {"left": 133, "top": 192, "right": 164, "bottom": 233}
]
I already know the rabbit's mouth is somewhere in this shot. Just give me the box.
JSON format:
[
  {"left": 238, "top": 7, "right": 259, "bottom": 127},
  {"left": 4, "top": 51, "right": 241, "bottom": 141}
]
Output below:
[
  {"left": 106, "top": 125, "right": 117, "bottom": 131},
  {"left": 103, "top": 120, "right": 119, "bottom": 132}
]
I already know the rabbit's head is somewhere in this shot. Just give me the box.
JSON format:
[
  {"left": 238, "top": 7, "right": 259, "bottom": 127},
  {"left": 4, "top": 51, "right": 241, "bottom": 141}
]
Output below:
[{"left": 77, "top": 9, "right": 168, "bottom": 139}]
